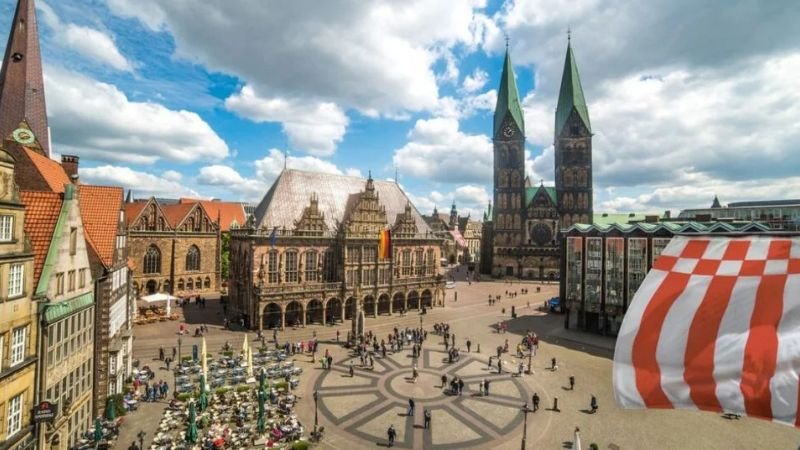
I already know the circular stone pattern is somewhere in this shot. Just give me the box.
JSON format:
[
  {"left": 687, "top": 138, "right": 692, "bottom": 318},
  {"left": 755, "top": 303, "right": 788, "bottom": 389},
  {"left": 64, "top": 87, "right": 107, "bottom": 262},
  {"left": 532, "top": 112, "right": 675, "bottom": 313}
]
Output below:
[
  {"left": 387, "top": 370, "right": 445, "bottom": 401},
  {"left": 314, "top": 347, "right": 532, "bottom": 449}
]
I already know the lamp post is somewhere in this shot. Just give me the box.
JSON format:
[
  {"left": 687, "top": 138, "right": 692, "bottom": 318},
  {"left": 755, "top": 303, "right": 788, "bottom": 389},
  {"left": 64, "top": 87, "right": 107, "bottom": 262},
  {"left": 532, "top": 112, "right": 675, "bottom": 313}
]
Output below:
[
  {"left": 137, "top": 430, "right": 146, "bottom": 450},
  {"left": 177, "top": 337, "right": 183, "bottom": 366},
  {"left": 313, "top": 390, "right": 319, "bottom": 437},
  {"left": 520, "top": 402, "right": 532, "bottom": 450}
]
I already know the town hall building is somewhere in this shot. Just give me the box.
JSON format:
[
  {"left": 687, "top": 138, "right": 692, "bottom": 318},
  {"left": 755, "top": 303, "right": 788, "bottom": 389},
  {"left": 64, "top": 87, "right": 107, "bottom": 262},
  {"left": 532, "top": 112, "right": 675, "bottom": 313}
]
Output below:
[{"left": 481, "top": 39, "right": 594, "bottom": 279}]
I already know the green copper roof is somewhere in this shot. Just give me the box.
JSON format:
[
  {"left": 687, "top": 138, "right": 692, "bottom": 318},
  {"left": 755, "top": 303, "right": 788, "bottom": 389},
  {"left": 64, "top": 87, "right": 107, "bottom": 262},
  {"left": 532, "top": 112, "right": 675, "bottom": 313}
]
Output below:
[
  {"left": 43, "top": 292, "right": 94, "bottom": 324},
  {"left": 494, "top": 50, "right": 525, "bottom": 136},
  {"left": 525, "top": 186, "right": 557, "bottom": 207},
  {"left": 555, "top": 42, "right": 591, "bottom": 136}
]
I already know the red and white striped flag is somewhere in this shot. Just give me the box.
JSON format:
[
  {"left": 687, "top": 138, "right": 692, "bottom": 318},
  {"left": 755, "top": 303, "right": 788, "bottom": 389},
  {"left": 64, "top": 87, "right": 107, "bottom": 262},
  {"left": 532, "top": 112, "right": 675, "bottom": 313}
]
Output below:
[{"left": 613, "top": 235, "right": 800, "bottom": 425}]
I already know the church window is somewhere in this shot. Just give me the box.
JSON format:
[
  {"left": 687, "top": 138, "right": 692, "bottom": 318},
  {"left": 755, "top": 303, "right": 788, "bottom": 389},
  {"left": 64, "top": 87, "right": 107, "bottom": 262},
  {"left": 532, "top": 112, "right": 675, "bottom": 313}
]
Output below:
[
  {"left": 514, "top": 215, "right": 521, "bottom": 229},
  {"left": 186, "top": 245, "right": 201, "bottom": 271},
  {"left": 204, "top": 277, "right": 211, "bottom": 289},
  {"left": 572, "top": 214, "right": 580, "bottom": 224},
  {"left": 144, "top": 245, "right": 161, "bottom": 274},
  {"left": 578, "top": 169, "right": 587, "bottom": 187},
  {"left": 511, "top": 171, "right": 520, "bottom": 187},
  {"left": 177, "top": 279, "right": 184, "bottom": 291},
  {"left": 323, "top": 251, "right": 336, "bottom": 282},
  {"left": 305, "top": 251, "right": 318, "bottom": 282},
  {"left": 581, "top": 214, "right": 589, "bottom": 224},
  {"left": 563, "top": 215, "right": 572, "bottom": 228},
  {"left": 564, "top": 169, "right": 573, "bottom": 187},
  {"left": 268, "top": 251, "right": 279, "bottom": 283},
  {"left": 285, "top": 251, "right": 298, "bottom": 283},
  {"left": 415, "top": 249, "right": 425, "bottom": 276},
  {"left": 571, "top": 122, "right": 580, "bottom": 137},
  {"left": 187, "top": 278, "right": 194, "bottom": 291},
  {"left": 426, "top": 249, "right": 435, "bottom": 275}
]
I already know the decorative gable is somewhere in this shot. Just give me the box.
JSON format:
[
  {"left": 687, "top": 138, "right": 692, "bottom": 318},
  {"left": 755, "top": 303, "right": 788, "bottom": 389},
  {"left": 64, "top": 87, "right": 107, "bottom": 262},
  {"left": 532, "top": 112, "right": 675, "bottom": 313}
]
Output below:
[
  {"left": 343, "top": 175, "right": 387, "bottom": 237},
  {"left": 130, "top": 198, "right": 172, "bottom": 232},
  {"left": 177, "top": 203, "right": 217, "bottom": 233},
  {"left": 392, "top": 203, "right": 418, "bottom": 238},
  {"left": 294, "top": 194, "right": 328, "bottom": 236}
]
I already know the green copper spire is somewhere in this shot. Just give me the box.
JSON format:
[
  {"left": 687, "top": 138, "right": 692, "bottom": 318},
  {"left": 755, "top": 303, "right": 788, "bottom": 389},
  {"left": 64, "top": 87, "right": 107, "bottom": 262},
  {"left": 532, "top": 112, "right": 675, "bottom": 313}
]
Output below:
[
  {"left": 493, "top": 48, "right": 525, "bottom": 137},
  {"left": 555, "top": 39, "right": 591, "bottom": 136}
]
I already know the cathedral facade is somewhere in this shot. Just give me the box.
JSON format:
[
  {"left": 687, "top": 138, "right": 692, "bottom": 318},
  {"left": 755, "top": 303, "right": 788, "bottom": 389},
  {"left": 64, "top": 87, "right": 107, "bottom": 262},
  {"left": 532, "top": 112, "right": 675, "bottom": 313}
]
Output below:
[{"left": 481, "top": 40, "right": 593, "bottom": 279}]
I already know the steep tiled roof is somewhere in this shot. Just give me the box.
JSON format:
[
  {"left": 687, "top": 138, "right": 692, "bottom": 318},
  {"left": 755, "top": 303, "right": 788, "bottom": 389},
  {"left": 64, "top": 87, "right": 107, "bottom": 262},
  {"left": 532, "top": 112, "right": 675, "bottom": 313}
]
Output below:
[
  {"left": 160, "top": 203, "right": 195, "bottom": 228},
  {"left": 79, "top": 185, "right": 123, "bottom": 268},
  {"left": 21, "top": 190, "right": 62, "bottom": 286},
  {"left": 255, "top": 169, "right": 431, "bottom": 233},
  {"left": 25, "top": 148, "right": 69, "bottom": 192},
  {"left": 180, "top": 198, "right": 246, "bottom": 232},
  {"left": 123, "top": 201, "right": 148, "bottom": 226}
]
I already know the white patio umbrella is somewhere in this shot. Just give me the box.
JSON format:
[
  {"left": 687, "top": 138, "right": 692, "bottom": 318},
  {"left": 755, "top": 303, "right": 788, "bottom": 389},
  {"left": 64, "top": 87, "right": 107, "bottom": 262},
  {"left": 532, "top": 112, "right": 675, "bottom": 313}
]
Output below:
[
  {"left": 139, "top": 292, "right": 179, "bottom": 315},
  {"left": 574, "top": 427, "right": 582, "bottom": 450},
  {"left": 242, "top": 334, "right": 249, "bottom": 355},
  {"left": 201, "top": 336, "right": 208, "bottom": 390},
  {"left": 246, "top": 347, "right": 254, "bottom": 379}
]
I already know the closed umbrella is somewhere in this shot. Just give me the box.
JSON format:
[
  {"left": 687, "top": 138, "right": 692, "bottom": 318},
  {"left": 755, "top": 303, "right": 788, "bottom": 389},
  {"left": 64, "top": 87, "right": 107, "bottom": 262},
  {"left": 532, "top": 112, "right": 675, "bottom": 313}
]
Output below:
[
  {"left": 247, "top": 347, "right": 254, "bottom": 379},
  {"left": 201, "top": 336, "right": 208, "bottom": 384},
  {"left": 242, "top": 334, "right": 249, "bottom": 355},
  {"left": 93, "top": 417, "right": 103, "bottom": 443},
  {"left": 257, "top": 388, "right": 267, "bottom": 434},
  {"left": 259, "top": 369, "right": 266, "bottom": 391},
  {"left": 185, "top": 401, "right": 199, "bottom": 443},
  {"left": 104, "top": 396, "right": 116, "bottom": 421},
  {"left": 199, "top": 375, "right": 209, "bottom": 412},
  {"left": 574, "top": 427, "right": 582, "bottom": 450}
]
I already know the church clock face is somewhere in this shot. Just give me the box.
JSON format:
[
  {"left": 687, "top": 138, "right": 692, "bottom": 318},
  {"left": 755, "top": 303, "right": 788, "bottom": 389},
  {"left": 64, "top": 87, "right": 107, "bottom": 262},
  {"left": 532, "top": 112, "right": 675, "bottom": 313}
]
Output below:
[
  {"left": 532, "top": 222, "right": 553, "bottom": 246},
  {"left": 502, "top": 123, "right": 515, "bottom": 138},
  {"left": 12, "top": 128, "right": 35, "bottom": 145}
]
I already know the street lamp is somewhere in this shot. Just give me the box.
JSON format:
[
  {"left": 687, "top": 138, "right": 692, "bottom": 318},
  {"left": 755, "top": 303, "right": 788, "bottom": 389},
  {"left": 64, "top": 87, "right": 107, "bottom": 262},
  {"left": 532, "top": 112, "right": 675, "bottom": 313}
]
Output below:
[
  {"left": 178, "top": 337, "right": 183, "bottom": 364},
  {"left": 520, "top": 402, "right": 533, "bottom": 450},
  {"left": 313, "top": 390, "right": 319, "bottom": 437},
  {"left": 137, "top": 430, "right": 146, "bottom": 450}
]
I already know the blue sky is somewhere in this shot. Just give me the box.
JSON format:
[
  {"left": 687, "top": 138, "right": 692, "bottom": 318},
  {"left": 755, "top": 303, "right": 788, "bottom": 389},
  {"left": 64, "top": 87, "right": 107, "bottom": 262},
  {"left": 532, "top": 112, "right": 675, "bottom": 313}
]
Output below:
[{"left": 2, "top": 0, "right": 799, "bottom": 217}]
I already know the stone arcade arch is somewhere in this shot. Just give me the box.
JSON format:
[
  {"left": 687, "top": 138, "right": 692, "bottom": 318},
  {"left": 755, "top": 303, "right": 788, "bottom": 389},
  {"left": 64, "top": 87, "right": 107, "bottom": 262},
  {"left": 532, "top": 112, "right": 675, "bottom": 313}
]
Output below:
[
  {"left": 306, "top": 299, "right": 323, "bottom": 324},
  {"left": 344, "top": 297, "right": 357, "bottom": 320},
  {"left": 363, "top": 295, "right": 376, "bottom": 317},
  {"left": 421, "top": 289, "right": 433, "bottom": 308},
  {"left": 378, "top": 293, "right": 391, "bottom": 315},
  {"left": 407, "top": 290, "right": 420, "bottom": 310},
  {"left": 392, "top": 292, "right": 406, "bottom": 313},
  {"left": 326, "top": 298, "right": 342, "bottom": 324},
  {"left": 262, "top": 303, "right": 282, "bottom": 329},
  {"left": 286, "top": 301, "right": 303, "bottom": 327}
]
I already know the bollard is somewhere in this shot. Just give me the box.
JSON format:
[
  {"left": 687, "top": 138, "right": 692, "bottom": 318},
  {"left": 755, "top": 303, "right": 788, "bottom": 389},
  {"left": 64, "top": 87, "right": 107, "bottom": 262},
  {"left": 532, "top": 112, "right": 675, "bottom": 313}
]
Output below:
[{"left": 477, "top": 344, "right": 480, "bottom": 353}]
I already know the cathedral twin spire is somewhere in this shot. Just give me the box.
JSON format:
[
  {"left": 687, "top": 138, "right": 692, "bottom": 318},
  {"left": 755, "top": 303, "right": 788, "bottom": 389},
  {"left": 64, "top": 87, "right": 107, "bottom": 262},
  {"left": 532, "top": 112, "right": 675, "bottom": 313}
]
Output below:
[{"left": 493, "top": 48, "right": 525, "bottom": 137}]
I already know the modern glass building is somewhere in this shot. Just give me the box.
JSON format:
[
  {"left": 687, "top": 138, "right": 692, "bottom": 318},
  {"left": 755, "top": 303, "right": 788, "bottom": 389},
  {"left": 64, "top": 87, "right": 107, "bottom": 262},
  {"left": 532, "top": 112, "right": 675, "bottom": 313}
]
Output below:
[
  {"left": 559, "top": 220, "right": 770, "bottom": 336},
  {"left": 678, "top": 198, "right": 800, "bottom": 231}
]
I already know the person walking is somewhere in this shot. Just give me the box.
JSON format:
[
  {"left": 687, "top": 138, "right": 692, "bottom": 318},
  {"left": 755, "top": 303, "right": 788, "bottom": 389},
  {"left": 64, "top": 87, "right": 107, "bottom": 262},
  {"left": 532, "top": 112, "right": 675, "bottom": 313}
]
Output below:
[
  {"left": 159, "top": 346, "right": 165, "bottom": 361},
  {"left": 407, "top": 398, "right": 415, "bottom": 417},
  {"left": 518, "top": 361, "right": 524, "bottom": 377},
  {"left": 441, "top": 374, "right": 448, "bottom": 388},
  {"left": 466, "top": 339, "right": 472, "bottom": 353},
  {"left": 423, "top": 409, "right": 431, "bottom": 429},
  {"left": 488, "top": 356, "right": 493, "bottom": 369},
  {"left": 387, "top": 425, "right": 397, "bottom": 447},
  {"left": 458, "top": 378, "right": 465, "bottom": 396},
  {"left": 412, "top": 366, "right": 418, "bottom": 383},
  {"left": 497, "top": 358, "right": 502, "bottom": 374},
  {"left": 552, "top": 397, "right": 560, "bottom": 412},
  {"left": 484, "top": 379, "right": 490, "bottom": 396},
  {"left": 590, "top": 394, "right": 598, "bottom": 413},
  {"left": 551, "top": 357, "right": 558, "bottom": 371},
  {"left": 532, "top": 392, "right": 540, "bottom": 412},
  {"left": 349, "top": 361, "right": 354, "bottom": 377},
  {"left": 569, "top": 375, "right": 575, "bottom": 390}
]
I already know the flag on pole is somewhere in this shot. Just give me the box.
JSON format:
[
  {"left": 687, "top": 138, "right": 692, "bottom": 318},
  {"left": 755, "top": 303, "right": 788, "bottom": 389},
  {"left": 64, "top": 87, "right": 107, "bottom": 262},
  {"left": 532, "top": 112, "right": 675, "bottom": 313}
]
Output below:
[
  {"left": 613, "top": 235, "right": 800, "bottom": 426},
  {"left": 379, "top": 229, "right": 392, "bottom": 260}
]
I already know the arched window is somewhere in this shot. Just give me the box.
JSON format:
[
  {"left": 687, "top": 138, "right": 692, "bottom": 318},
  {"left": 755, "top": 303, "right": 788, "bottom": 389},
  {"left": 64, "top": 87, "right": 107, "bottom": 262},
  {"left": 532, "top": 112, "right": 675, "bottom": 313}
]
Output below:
[
  {"left": 178, "top": 279, "right": 185, "bottom": 291},
  {"left": 143, "top": 245, "right": 161, "bottom": 274},
  {"left": 204, "top": 277, "right": 211, "bottom": 289},
  {"left": 187, "top": 278, "right": 194, "bottom": 291},
  {"left": 186, "top": 245, "right": 200, "bottom": 271}
]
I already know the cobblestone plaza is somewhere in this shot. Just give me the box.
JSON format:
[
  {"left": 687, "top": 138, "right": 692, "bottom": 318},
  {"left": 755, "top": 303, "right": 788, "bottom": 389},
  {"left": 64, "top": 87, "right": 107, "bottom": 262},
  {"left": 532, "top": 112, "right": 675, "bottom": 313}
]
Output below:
[{"left": 122, "top": 273, "right": 800, "bottom": 449}]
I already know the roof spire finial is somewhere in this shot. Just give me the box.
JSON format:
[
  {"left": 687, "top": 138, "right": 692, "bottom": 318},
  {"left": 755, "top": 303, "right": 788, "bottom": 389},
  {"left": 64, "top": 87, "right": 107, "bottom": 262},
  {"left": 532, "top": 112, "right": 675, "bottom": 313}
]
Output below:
[
  {"left": 567, "top": 27, "right": 571, "bottom": 44},
  {"left": 368, "top": 169, "right": 372, "bottom": 180},
  {"left": 504, "top": 33, "right": 510, "bottom": 50},
  {"left": 540, "top": 178, "right": 544, "bottom": 186}
]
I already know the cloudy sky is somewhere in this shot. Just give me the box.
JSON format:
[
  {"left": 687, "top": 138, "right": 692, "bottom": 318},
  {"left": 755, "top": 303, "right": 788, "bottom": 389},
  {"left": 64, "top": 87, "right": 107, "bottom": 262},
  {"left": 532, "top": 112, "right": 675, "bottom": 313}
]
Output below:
[{"left": 2, "top": 0, "right": 798, "bottom": 217}]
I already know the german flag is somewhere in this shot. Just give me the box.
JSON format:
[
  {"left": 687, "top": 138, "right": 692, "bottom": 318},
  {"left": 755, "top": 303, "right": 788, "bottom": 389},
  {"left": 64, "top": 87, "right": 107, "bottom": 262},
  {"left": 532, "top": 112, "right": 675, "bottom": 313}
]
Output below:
[{"left": 378, "top": 229, "right": 392, "bottom": 260}]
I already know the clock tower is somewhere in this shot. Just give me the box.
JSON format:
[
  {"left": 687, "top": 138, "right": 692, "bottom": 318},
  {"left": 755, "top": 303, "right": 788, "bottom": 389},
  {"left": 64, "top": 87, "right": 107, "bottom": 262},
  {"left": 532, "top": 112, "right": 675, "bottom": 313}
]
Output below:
[
  {"left": 491, "top": 48, "right": 526, "bottom": 275},
  {"left": 554, "top": 37, "right": 593, "bottom": 228}
]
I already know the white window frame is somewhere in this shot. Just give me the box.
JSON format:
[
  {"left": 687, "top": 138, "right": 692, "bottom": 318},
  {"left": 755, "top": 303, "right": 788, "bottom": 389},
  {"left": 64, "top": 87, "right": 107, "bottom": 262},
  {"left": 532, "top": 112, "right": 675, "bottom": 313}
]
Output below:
[
  {"left": 0, "top": 215, "right": 13, "bottom": 241},
  {"left": 8, "top": 263, "right": 24, "bottom": 297},
  {"left": 11, "top": 326, "right": 26, "bottom": 366},
  {"left": 7, "top": 393, "right": 22, "bottom": 437}
]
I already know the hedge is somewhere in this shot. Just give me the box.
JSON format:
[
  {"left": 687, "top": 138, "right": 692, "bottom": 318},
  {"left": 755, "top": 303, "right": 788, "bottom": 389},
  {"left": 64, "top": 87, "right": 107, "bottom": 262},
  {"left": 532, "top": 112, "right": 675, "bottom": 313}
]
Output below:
[{"left": 291, "top": 442, "right": 309, "bottom": 450}]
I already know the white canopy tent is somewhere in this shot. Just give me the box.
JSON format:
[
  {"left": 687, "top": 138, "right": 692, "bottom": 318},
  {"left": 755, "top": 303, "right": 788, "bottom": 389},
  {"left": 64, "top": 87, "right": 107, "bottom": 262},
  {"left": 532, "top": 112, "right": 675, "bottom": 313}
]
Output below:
[{"left": 139, "top": 293, "right": 179, "bottom": 316}]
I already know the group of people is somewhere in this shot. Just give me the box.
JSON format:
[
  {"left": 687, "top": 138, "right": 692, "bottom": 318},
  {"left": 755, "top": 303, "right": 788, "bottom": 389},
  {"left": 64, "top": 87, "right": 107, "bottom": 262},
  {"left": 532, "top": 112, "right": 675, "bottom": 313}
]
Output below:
[{"left": 133, "top": 379, "right": 169, "bottom": 402}]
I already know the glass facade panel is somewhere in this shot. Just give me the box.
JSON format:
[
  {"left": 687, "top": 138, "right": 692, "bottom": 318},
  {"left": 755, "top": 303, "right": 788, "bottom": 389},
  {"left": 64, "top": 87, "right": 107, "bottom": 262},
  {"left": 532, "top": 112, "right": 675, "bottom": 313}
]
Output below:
[
  {"left": 585, "top": 238, "right": 603, "bottom": 311},
  {"left": 628, "top": 238, "right": 648, "bottom": 306},
  {"left": 566, "top": 237, "right": 583, "bottom": 307},
  {"left": 605, "top": 238, "right": 624, "bottom": 307}
]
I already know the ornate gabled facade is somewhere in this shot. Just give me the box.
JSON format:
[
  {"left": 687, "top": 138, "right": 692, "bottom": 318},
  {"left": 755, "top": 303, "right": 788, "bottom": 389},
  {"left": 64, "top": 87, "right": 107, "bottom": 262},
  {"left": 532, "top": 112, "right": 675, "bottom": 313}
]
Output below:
[
  {"left": 421, "top": 203, "right": 481, "bottom": 265},
  {"left": 229, "top": 169, "right": 444, "bottom": 337},
  {"left": 482, "top": 39, "right": 593, "bottom": 279},
  {"left": 125, "top": 197, "right": 220, "bottom": 298}
]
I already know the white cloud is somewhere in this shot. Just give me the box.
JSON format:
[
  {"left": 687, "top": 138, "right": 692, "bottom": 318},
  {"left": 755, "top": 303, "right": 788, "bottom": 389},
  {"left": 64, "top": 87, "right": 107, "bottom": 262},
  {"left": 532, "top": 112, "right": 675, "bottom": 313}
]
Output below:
[
  {"left": 393, "top": 118, "right": 493, "bottom": 184},
  {"left": 345, "top": 168, "right": 363, "bottom": 178},
  {"left": 106, "top": 0, "right": 491, "bottom": 116},
  {"left": 45, "top": 69, "right": 229, "bottom": 164},
  {"left": 463, "top": 68, "right": 489, "bottom": 93},
  {"left": 254, "top": 149, "right": 345, "bottom": 182},
  {"left": 39, "top": 2, "right": 133, "bottom": 71},
  {"left": 225, "top": 86, "right": 348, "bottom": 156},
  {"left": 196, "top": 164, "right": 267, "bottom": 201},
  {"left": 80, "top": 165, "right": 200, "bottom": 198},
  {"left": 407, "top": 184, "right": 490, "bottom": 219},
  {"left": 162, "top": 170, "right": 182, "bottom": 182}
]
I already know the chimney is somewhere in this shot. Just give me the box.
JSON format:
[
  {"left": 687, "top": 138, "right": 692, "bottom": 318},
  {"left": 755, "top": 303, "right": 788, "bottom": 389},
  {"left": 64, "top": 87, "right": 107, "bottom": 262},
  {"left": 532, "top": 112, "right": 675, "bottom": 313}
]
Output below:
[{"left": 62, "top": 154, "right": 80, "bottom": 183}]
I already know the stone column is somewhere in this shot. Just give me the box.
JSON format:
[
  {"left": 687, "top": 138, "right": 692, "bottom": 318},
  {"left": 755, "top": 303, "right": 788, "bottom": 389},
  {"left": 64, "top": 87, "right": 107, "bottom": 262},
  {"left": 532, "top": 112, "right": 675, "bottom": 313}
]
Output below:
[
  {"left": 302, "top": 303, "right": 307, "bottom": 327},
  {"left": 281, "top": 306, "right": 286, "bottom": 331},
  {"left": 258, "top": 305, "right": 263, "bottom": 332},
  {"left": 374, "top": 297, "right": 378, "bottom": 317},
  {"left": 322, "top": 304, "right": 327, "bottom": 326},
  {"left": 389, "top": 295, "right": 393, "bottom": 315}
]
